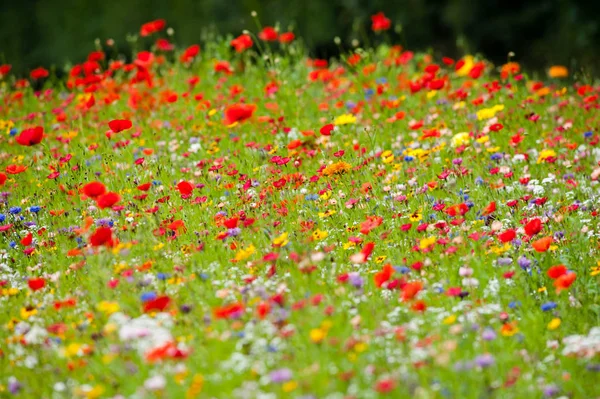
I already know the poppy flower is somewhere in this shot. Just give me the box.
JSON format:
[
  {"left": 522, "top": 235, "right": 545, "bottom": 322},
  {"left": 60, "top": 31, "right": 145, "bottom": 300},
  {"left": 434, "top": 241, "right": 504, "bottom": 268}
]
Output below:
[
  {"left": 374, "top": 264, "right": 394, "bottom": 288},
  {"left": 231, "top": 34, "right": 253, "bottom": 53},
  {"left": 96, "top": 192, "right": 121, "bottom": 209},
  {"left": 547, "top": 265, "right": 568, "bottom": 279},
  {"left": 140, "top": 19, "right": 166, "bottom": 36},
  {"left": 0, "top": 64, "right": 11, "bottom": 77},
  {"left": 6, "top": 165, "right": 27, "bottom": 174},
  {"left": 371, "top": 12, "right": 391, "bottom": 32},
  {"left": 320, "top": 124, "right": 334, "bottom": 136},
  {"left": 28, "top": 277, "right": 46, "bottom": 291},
  {"left": 20, "top": 233, "right": 33, "bottom": 246},
  {"left": 224, "top": 103, "right": 257, "bottom": 125},
  {"left": 82, "top": 181, "right": 106, "bottom": 198},
  {"left": 214, "top": 61, "right": 233, "bottom": 74},
  {"left": 89, "top": 227, "right": 113, "bottom": 246},
  {"left": 176, "top": 181, "right": 194, "bottom": 196},
  {"left": 30, "top": 67, "right": 49, "bottom": 79},
  {"left": 531, "top": 236, "right": 553, "bottom": 252},
  {"left": 258, "top": 26, "right": 278, "bottom": 41},
  {"left": 180, "top": 44, "right": 200, "bottom": 63},
  {"left": 524, "top": 218, "right": 542, "bottom": 236},
  {"left": 214, "top": 302, "right": 245, "bottom": 319},
  {"left": 498, "top": 229, "right": 516, "bottom": 243},
  {"left": 0, "top": 172, "right": 6, "bottom": 186},
  {"left": 143, "top": 295, "right": 171, "bottom": 313},
  {"left": 554, "top": 272, "right": 576, "bottom": 293},
  {"left": 16, "top": 126, "right": 44, "bottom": 146},
  {"left": 279, "top": 32, "right": 295, "bottom": 43},
  {"left": 108, "top": 119, "right": 132, "bottom": 133}
]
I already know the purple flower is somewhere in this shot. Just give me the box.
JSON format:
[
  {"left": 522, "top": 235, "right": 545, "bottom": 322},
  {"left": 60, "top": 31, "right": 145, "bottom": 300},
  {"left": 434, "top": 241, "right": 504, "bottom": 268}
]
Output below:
[
  {"left": 518, "top": 256, "right": 531, "bottom": 270},
  {"left": 8, "top": 377, "right": 21, "bottom": 394},
  {"left": 481, "top": 328, "right": 496, "bottom": 341},
  {"left": 227, "top": 228, "right": 241, "bottom": 237},
  {"left": 270, "top": 368, "right": 292, "bottom": 383},
  {"left": 348, "top": 272, "right": 364, "bottom": 288},
  {"left": 474, "top": 353, "right": 495, "bottom": 367},
  {"left": 496, "top": 257, "right": 512, "bottom": 266}
]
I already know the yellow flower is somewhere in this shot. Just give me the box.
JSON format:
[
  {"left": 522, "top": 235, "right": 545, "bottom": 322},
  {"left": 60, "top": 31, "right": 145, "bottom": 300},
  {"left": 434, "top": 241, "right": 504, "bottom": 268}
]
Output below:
[
  {"left": 318, "top": 210, "right": 337, "bottom": 218},
  {"left": 456, "top": 55, "right": 474, "bottom": 77},
  {"left": 548, "top": 66, "right": 568, "bottom": 78},
  {"left": 381, "top": 150, "right": 394, "bottom": 164},
  {"left": 419, "top": 236, "right": 436, "bottom": 250},
  {"left": 548, "top": 318, "right": 561, "bottom": 330},
  {"left": 451, "top": 132, "right": 471, "bottom": 148},
  {"left": 97, "top": 301, "right": 120, "bottom": 315},
  {"left": 310, "top": 328, "right": 326, "bottom": 343},
  {"left": 235, "top": 245, "right": 256, "bottom": 261},
  {"left": 443, "top": 315, "right": 457, "bottom": 325},
  {"left": 537, "top": 149, "right": 556, "bottom": 164},
  {"left": 375, "top": 256, "right": 387, "bottom": 264},
  {"left": 312, "top": 229, "right": 328, "bottom": 241},
  {"left": 283, "top": 381, "right": 298, "bottom": 392},
  {"left": 273, "top": 232, "right": 289, "bottom": 247},
  {"left": 409, "top": 209, "right": 422, "bottom": 222},
  {"left": 333, "top": 113, "right": 357, "bottom": 125},
  {"left": 186, "top": 374, "right": 204, "bottom": 399},
  {"left": 322, "top": 161, "right": 351, "bottom": 176},
  {"left": 476, "top": 104, "right": 504, "bottom": 121}
]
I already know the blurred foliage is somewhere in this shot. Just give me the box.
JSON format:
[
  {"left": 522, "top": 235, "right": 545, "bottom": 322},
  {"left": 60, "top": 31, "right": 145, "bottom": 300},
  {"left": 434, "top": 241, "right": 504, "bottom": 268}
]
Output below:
[{"left": 1, "top": 0, "right": 599, "bottom": 77}]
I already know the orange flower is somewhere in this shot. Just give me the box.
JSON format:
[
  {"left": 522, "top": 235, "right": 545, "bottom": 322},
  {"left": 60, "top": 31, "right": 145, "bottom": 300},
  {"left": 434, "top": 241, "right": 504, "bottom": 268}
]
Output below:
[
  {"left": 548, "top": 66, "right": 568, "bottom": 78},
  {"left": 554, "top": 272, "right": 576, "bottom": 293},
  {"left": 532, "top": 236, "right": 553, "bottom": 252}
]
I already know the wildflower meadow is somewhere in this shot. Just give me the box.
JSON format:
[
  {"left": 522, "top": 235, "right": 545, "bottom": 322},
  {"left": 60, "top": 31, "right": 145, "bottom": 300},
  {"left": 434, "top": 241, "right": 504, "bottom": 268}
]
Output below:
[{"left": 1, "top": 12, "right": 600, "bottom": 399}]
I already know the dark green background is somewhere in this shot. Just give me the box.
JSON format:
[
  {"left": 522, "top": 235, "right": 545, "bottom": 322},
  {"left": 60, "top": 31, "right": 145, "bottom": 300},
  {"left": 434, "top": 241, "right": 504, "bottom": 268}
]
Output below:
[{"left": 1, "top": 0, "right": 599, "bottom": 77}]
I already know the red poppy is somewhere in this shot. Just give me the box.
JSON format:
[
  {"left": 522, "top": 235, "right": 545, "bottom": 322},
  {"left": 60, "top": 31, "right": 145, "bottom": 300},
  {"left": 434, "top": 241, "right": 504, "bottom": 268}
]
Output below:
[
  {"left": 89, "top": 227, "right": 113, "bottom": 246},
  {"left": 28, "top": 277, "right": 46, "bottom": 291},
  {"left": 180, "top": 44, "right": 200, "bottom": 63},
  {"left": 214, "top": 61, "right": 233, "bottom": 74},
  {"left": 108, "top": 119, "right": 132, "bottom": 133},
  {"left": 374, "top": 264, "right": 394, "bottom": 288},
  {"left": 0, "top": 173, "right": 6, "bottom": 186},
  {"left": 144, "top": 295, "right": 171, "bottom": 312},
  {"left": 20, "top": 233, "right": 33, "bottom": 246},
  {"left": 258, "top": 26, "right": 278, "bottom": 41},
  {"left": 371, "top": 12, "right": 391, "bottom": 32},
  {"left": 231, "top": 34, "right": 253, "bottom": 53},
  {"left": 531, "top": 236, "right": 552, "bottom": 252},
  {"left": 224, "top": 103, "right": 257, "bottom": 124},
  {"left": 6, "top": 165, "right": 27, "bottom": 174},
  {"left": 82, "top": 182, "right": 107, "bottom": 198},
  {"left": 497, "top": 229, "right": 516, "bottom": 243},
  {"left": 279, "top": 32, "right": 295, "bottom": 43},
  {"left": 137, "top": 183, "right": 152, "bottom": 191},
  {"left": 140, "top": 19, "right": 166, "bottom": 36},
  {"left": 176, "top": 181, "right": 194, "bottom": 196},
  {"left": 214, "top": 302, "right": 245, "bottom": 319},
  {"left": 401, "top": 281, "right": 423, "bottom": 301},
  {"left": 524, "top": 218, "right": 542, "bottom": 236},
  {"left": 156, "top": 38, "right": 174, "bottom": 51},
  {"left": 30, "top": 67, "right": 49, "bottom": 79},
  {"left": 375, "top": 378, "right": 396, "bottom": 393},
  {"left": 547, "top": 265, "right": 567, "bottom": 279},
  {"left": 0, "top": 64, "right": 11, "bottom": 76},
  {"left": 16, "top": 126, "right": 44, "bottom": 146},
  {"left": 554, "top": 272, "right": 576, "bottom": 293},
  {"left": 320, "top": 124, "right": 334, "bottom": 136},
  {"left": 96, "top": 192, "right": 121, "bottom": 209},
  {"left": 256, "top": 301, "right": 271, "bottom": 319}
]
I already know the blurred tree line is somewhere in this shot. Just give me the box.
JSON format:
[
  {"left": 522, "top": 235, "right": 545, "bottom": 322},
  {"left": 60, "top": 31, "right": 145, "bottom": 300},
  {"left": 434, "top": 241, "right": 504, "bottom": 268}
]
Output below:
[{"left": 1, "top": 0, "right": 599, "bottom": 77}]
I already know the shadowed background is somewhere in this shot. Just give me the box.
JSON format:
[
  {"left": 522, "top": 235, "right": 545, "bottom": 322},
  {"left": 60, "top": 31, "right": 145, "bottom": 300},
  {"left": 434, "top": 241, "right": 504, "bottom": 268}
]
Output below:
[{"left": 1, "top": 0, "right": 599, "bottom": 77}]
